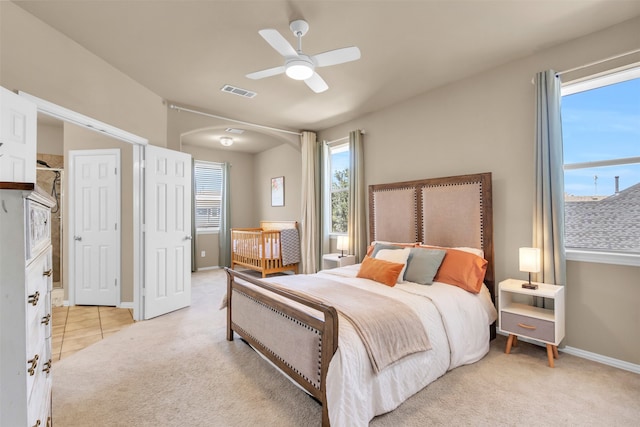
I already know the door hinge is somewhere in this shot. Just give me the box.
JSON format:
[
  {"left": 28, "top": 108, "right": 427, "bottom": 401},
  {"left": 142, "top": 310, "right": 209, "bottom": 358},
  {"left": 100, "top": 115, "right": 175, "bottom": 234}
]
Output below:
[
  {"left": 115, "top": 167, "right": 117, "bottom": 175},
  {"left": 115, "top": 223, "right": 118, "bottom": 231},
  {"left": 115, "top": 278, "right": 118, "bottom": 287}
]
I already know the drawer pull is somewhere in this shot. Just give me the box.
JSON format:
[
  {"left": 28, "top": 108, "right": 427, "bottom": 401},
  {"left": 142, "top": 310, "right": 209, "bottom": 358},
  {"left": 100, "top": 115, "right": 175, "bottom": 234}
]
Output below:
[
  {"left": 28, "top": 291, "right": 40, "bottom": 306},
  {"left": 27, "top": 354, "right": 39, "bottom": 376},
  {"left": 517, "top": 323, "right": 537, "bottom": 330},
  {"left": 41, "top": 313, "right": 51, "bottom": 325},
  {"left": 43, "top": 269, "right": 53, "bottom": 277},
  {"left": 43, "top": 358, "right": 52, "bottom": 374},
  {"left": 33, "top": 420, "right": 41, "bottom": 427}
]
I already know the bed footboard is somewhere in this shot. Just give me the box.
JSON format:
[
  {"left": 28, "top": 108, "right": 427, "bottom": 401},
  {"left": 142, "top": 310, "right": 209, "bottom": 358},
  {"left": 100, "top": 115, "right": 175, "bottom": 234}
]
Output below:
[{"left": 225, "top": 268, "right": 338, "bottom": 426}]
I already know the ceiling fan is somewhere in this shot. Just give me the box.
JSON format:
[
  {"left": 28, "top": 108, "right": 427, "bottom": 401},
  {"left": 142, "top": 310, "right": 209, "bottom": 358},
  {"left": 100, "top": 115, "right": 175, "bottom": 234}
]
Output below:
[{"left": 246, "top": 19, "right": 361, "bottom": 93}]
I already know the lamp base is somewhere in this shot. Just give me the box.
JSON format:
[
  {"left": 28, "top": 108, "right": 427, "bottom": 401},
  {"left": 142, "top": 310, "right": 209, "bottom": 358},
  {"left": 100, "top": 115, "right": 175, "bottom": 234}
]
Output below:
[{"left": 522, "top": 282, "right": 538, "bottom": 290}]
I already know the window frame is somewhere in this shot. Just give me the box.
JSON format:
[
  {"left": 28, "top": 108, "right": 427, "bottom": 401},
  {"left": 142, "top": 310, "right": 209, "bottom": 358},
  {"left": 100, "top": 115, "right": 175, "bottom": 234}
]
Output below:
[
  {"left": 325, "top": 140, "right": 350, "bottom": 238},
  {"left": 561, "top": 65, "right": 640, "bottom": 267},
  {"left": 193, "top": 160, "right": 223, "bottom": 234}
]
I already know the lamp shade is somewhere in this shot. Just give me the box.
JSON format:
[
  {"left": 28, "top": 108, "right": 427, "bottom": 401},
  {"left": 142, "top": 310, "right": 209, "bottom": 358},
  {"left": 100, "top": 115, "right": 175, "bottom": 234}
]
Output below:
[
  {"left": 519, "top": 247, "right": 541, "bottom": 273},
  {"left": 336, "top": 235, "right": 349, "bottom": 252}
]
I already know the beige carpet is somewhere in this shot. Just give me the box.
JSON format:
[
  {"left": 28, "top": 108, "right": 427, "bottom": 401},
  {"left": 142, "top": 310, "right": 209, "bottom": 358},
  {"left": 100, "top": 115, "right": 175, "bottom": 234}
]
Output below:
[{"left": 52, "top": 269, "right": 639, "bottom": 426}]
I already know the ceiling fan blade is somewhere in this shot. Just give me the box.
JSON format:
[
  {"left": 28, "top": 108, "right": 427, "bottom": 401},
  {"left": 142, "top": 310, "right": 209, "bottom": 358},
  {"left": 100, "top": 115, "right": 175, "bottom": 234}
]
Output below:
[
  {"left": 246, "top": 65, "right": 285, "bottom": 80},
  {"left": 312, "top": 46, "right": 361, "bottom": 68},
  {"left": 304, "top": 72, "right": 329, "bottom": 93},
  {"left": 258, "top": 29, "right": 298, "bottom": 57}
]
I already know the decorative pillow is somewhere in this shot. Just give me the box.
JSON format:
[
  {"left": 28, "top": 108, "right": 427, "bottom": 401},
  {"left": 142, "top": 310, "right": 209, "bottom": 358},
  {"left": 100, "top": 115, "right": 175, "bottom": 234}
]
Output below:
[
  {"left": 404, "top": 247, "right": 447, "bottom": 285},
  {"left": 420, "top": 243, "right": 484, "bottom": 259},
  {"left": 356, "top": 256, "right": 404, "bottom": 287},
  {"left": 369, "top": 242, "right": 416, "bottom": 258},
  {"left": 373, "top": 247, "right": 411, "bottom": 282},
  {"left": 433, "top": 248, "right": 488, "bottom": 294}
]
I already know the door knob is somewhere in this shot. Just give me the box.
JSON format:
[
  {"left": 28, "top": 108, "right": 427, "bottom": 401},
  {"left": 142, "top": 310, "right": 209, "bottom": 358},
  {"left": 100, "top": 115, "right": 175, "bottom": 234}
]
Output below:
[
  {"left": 184, "top": 236, "right": 192, "bottom": 240},
  {"left": 74, "top": 236, "right": 82, "bottom": 241}
]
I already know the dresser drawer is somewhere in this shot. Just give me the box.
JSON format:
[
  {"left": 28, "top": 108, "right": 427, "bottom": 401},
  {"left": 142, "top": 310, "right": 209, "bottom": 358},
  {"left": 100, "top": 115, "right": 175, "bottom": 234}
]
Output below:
[{"left": 501, "top": 311, "right": 555, "bottom": 343}]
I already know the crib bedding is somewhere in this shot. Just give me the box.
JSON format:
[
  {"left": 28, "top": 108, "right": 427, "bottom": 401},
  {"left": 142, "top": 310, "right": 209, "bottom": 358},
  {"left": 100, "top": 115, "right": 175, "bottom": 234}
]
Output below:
[{"left": 254, "top": 264, "right": 496, "bottom": 426}]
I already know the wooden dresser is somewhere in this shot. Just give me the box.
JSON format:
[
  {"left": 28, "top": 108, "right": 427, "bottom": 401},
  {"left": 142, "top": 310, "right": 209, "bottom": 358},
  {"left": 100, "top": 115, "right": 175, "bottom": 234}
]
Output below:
[{"left": 1, "top": 182, "right": 56, "bottom": 426}]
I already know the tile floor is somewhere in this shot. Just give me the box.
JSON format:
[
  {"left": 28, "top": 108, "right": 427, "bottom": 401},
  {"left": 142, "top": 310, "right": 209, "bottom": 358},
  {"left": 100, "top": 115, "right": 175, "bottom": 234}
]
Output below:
[{"left": 52, "top": 305, "right": 134, "bottom": 361}]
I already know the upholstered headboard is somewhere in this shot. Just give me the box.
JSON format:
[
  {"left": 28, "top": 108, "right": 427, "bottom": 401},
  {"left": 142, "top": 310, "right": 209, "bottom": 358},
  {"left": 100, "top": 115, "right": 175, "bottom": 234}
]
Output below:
[{"left": 369, "top": 172, "right": 495, "bottom": 301}]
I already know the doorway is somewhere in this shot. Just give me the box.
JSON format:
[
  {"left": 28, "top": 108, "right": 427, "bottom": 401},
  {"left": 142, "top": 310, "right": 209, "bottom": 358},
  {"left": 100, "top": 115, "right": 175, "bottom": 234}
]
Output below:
[
  {"left": 36, "top": 156, "right": 64, "bottom": 291},
  {"left": 69, "top": 149, "right": 121, "bottom": 306}
]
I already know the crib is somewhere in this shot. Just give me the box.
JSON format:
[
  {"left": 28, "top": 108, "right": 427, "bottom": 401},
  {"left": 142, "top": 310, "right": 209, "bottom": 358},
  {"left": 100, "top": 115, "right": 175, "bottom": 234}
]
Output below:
[{"left": 231, "top": 220, "right": 300, "bottom": 277}]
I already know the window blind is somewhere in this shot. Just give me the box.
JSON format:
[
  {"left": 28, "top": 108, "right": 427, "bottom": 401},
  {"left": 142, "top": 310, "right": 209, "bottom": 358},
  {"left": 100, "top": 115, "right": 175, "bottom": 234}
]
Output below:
[{"left": 194, "top": 161, "right": 223, "bottom": 229}]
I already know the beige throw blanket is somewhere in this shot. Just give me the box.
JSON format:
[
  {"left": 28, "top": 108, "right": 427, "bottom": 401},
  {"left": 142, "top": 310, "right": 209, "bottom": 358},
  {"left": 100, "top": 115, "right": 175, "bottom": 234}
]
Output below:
[{"left": 269, "top": 275, "right": 431, "bottom": 373}]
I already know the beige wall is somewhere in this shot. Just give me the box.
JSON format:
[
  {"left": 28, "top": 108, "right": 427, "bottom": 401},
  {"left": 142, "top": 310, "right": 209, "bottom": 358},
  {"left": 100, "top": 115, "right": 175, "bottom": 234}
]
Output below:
[
  {"left": 0, "top": 2, "right": 168, "bottom": 147},
  {"left": 316, "top": 16, "right": 640, "bottom": 365},
  {"left": 254, "top": 144, "right": 302, "bottom": 223}
]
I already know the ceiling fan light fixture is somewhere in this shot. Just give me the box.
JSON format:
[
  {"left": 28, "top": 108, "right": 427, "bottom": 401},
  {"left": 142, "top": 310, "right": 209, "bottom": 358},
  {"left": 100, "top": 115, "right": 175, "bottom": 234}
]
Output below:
[
  {"left": 285, "top": 58, "right": 314, "bottom": 80},
  {"left": 220, "top": 137, "right": 233, "bottom": 146}
]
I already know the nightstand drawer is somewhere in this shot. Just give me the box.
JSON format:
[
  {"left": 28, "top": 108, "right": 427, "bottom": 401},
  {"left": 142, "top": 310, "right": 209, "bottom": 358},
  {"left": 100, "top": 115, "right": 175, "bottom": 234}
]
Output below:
[{"left": 501, "top": 312, "right": 555, "bottom": 343}]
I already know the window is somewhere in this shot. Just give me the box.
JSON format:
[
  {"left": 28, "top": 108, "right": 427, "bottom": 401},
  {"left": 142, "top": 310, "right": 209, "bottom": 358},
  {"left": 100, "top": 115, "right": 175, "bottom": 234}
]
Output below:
[
  {"left": 194, "top": 160, "right": 223, "bottom": 232},
  {"left": 561, "top": 66, "right": 640, "bottom": 263},
  {"left": 328, "top": 143, "right": 350, "bottom": 234}
]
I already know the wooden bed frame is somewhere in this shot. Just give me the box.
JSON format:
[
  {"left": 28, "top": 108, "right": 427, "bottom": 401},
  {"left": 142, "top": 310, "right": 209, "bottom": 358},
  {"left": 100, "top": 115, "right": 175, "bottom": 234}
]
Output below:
[
  {"left": 230, "top": 220, "right": 299, "bottom": 277},
  {"left": 225, "top": 172, "right": 494, "bottom": 426}
]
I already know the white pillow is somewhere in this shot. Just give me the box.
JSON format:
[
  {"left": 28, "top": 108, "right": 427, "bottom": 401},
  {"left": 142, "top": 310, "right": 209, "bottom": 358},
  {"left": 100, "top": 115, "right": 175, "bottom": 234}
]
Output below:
[
  {"left": 374, "top": 247, "right": 411, "bottom": 283},
  {"left": 454, "top": 247, "right": 485, "bottom": 258}
]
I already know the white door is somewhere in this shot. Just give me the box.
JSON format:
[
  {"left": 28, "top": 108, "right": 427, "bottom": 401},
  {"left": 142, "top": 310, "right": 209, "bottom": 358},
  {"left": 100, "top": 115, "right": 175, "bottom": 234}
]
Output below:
[
  {"left": 144, "top": 145, "right": 192, "bottom": 319},
  {"left": 71, "top": 149, "right": 120, "bottom": 306},
  {"left": 0, "top": 86, "right": 36, "bottom": 183}
]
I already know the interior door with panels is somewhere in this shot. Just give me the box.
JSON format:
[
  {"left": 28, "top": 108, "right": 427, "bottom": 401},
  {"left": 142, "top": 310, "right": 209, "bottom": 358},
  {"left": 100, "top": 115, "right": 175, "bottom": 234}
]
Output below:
[
  {"left": 71, "top": 149, "right": 121, "bottom": 306},
  {"left": 144, "top": 145, "right": 192, "bottom": 319},
  {"left": 0, "top": 86, "right": 37, "bottom": 183}
]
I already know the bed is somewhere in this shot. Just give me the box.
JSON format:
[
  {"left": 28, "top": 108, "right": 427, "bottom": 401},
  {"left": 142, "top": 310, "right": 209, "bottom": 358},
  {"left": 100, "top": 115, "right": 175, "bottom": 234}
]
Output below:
[
  {"left": 230, "top": 220, "right": 300, "bottom": 277},
  {"left": 225, "top": 172, "right": 496, "bottom": 426}
]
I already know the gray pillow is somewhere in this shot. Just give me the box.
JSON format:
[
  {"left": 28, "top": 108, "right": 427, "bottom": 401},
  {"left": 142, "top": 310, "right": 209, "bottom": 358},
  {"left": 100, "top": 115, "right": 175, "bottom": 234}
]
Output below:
[{"left": 404, "top": 247, "right": 447, "bottom": 285}]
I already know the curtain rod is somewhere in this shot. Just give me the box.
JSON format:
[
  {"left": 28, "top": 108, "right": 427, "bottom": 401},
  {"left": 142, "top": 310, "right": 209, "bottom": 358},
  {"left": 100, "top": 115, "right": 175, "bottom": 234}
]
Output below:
[
  {"left": 557, "top": 47, "right": 640, "bottom": 77},
  {"left": 169, "top": 104, "right": 302, "bottom": 136}
]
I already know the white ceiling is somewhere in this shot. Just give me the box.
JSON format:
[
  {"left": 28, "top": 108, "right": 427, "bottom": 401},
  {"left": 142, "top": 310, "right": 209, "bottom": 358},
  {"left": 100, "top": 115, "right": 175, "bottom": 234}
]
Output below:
[{"left": 15, "top": 0, "right": 640, "bottom": 153}]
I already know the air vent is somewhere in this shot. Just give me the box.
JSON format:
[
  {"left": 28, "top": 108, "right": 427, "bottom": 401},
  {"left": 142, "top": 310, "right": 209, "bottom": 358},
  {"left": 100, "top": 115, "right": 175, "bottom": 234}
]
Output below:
[
  {"left": 221, "top": 84, "right": 256, "bottom": 99},
  {"left": 225, "top": 128, "right": 245, "bottom": 134}
]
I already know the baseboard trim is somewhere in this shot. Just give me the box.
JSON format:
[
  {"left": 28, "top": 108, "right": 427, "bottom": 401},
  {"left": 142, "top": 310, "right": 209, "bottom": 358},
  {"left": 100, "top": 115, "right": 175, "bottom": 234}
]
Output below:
[
  {"left": 119, "top": 302, "right": 134, "bottom": 309},
  {"left": 497, "top": 331, "right": 639, "bottom": 374},
  {"left": 562, "top": 346, "right": 640, "bottom": 374}
]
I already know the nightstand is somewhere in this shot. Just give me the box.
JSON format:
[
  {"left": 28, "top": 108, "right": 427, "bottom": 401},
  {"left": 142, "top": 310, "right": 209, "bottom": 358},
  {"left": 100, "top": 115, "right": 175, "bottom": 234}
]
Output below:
[
  {"left": 322, "top": 253, "right": 356, "bottom": 270},
  {"left": 499, "top": 278, "right": 565, "bottom": 367}
]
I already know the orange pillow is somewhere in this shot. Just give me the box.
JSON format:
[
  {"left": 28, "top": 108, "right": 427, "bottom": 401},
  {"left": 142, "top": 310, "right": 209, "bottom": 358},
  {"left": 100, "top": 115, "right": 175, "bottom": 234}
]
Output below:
[
  {"left": 357, "top": 256, "right": 404, "bottom": 287},
  {"left": 432, "top": 248, "right": 488, "bottom": 294}
]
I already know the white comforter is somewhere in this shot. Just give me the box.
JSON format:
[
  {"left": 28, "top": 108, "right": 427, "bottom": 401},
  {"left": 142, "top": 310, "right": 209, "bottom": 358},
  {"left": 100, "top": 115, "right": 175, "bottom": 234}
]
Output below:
[{"left": 312, "top": 264, "right": 497, "bottom": 427}]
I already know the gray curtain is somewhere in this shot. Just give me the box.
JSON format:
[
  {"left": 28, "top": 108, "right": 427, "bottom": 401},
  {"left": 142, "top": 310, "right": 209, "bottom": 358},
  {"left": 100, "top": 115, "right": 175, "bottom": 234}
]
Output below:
[
  {"left": 348, "top": 130, "right": 367, "bottom": 262},
  {"left": 533, "top": 70, "right": 566, "bottom": 286},
  {"left": 218, "top": 162, "right": 231, "bottom": 268},
  {"left": 300, "top": 131, "right": 321, "bottom": 273}
]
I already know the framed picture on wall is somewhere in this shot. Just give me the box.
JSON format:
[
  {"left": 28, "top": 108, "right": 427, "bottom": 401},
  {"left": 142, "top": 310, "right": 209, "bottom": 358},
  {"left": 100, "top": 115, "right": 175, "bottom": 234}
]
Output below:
[{"left": 271, "top": 176, "right": 284, "bottom": 207}]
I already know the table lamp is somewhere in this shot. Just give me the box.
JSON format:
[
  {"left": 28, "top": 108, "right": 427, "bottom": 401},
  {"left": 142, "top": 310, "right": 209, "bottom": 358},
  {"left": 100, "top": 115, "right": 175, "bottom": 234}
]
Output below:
[
  {"left": 519, "top": 247, "right": 540, "bottom": 289},
  {"left": 336, "top": 235, "right": 349, "bottom": 258}
]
